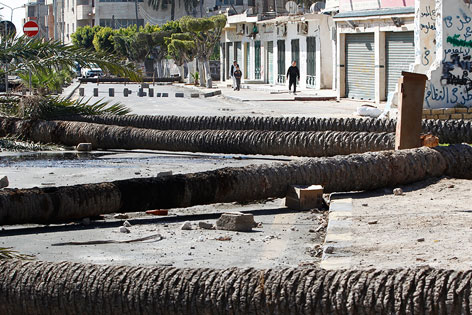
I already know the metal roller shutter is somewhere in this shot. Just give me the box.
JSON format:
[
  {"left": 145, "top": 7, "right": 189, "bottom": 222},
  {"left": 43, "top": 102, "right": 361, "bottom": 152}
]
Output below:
[
  {"left": 386, "top": 31, "right": 415, "bottom": 95},
  {"left": 346, "top": 33, "right": 375, "bottom": 100}
]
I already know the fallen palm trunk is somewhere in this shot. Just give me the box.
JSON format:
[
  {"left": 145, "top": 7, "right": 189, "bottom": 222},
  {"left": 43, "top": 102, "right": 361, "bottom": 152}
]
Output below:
[
  {"left": 1, "top": 145, "right": 471, "bottom": 225},
  {"left": 1, "top": 261, "right": 472, "bottom": 315},
  {"left": 0, "top": 117, "right": 395, "bottom": 157},
  {"left": 57, "top": 114, "right": 472, "bottom": 144}
]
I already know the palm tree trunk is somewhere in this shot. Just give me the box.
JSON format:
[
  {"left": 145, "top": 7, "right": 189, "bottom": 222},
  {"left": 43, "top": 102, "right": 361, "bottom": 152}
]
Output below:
[
  {"left": 55, "top": 115, "right": 472, "bottom": 145},
  {"left": 1, "top": 144, "right": 471, "bottom": 225},
  {"left": 1, "top": 260, "right": 472, "bottom": 314},
  {"left": 0, "top": 117, "right": 395, "bottom": 157}
]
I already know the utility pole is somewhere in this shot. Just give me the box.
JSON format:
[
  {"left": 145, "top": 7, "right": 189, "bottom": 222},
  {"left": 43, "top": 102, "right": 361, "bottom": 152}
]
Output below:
[{"left": 134, "top": 0, "right": 139, "bottom": 28}]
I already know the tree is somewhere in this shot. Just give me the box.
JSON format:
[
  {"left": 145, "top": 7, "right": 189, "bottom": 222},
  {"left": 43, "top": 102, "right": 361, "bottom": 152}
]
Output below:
[
  {"left": 0, "top": 35, "right": 140, "bottom": 86},
  {"left": 179, "top": 15, "right": 227, "bottom": 88},
  {"left": 92, "top": 27, "right": 116, "bottom": 53},
  {"left": 71, "top": 25, "right": 102, "bottom": 51},
  {"left": 166, "top": 32, "right": 195, "bottom": 81}
]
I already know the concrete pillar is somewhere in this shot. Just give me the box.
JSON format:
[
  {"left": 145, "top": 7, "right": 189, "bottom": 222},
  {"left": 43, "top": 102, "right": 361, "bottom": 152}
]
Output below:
[
  {"left": 337, "top": 32, "right": 346, "bottom": 100},
  {"left": 138, "top": 87, "right": 143, "bottom": 97},
  {"left": 109, "top": 88, "right": 114, "bottom": 97},
  {"left": 395, "top": 72, "right": 428, "bottom": 150},
  {"left": 93, "top": 88, "right": 98, "bottom": 97},
  {"left": 299, "top": 37, "right": 307, "bottom": 89},
  {"left": 149, "top": 88, "right": 154, "bottom": 97},
  {"left": 375, "top": 28, "right": 386, "bottom": 104},
  {"left": 123, "top": 88, "right": 129, "bottom": 97}
]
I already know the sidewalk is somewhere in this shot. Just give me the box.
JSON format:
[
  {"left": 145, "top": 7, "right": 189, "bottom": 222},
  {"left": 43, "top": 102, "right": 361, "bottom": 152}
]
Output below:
[{"left": 176, "top": 81, "right": 339, "bottom": 102}]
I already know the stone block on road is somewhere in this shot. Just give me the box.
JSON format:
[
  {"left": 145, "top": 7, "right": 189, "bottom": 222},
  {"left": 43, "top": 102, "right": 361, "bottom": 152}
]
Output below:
[
  {"left": 216, "top": 212, "right": 255, "bottom": 232},
  {"left": 175, "top": 92, "right": 185, "bottom": 98},
  {"left": 0, "top": 175, "right": 9, "bottom": 189},
  {"left": 285, "top": 185, "right": 324, "bottom": 210},
  {"left": 76, "top": 143, "right": 93, "bottom": 152}
]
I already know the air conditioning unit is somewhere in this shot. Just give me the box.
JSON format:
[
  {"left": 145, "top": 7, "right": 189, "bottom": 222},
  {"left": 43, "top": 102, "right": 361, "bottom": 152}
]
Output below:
[
  {"left": 277, "top": 23, "right": 287, "bottom": 37},
  {"left": 297, "top": 22, "right": 308, "bottom": 35},
  {"left": 236, "top": 24, "right": 245, "bottom": 35}
]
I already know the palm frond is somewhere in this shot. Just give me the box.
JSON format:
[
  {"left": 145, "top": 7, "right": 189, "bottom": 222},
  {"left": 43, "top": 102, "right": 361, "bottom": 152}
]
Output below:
[{"left": 0, "top": 247, "right": 35, "bottom": 260}]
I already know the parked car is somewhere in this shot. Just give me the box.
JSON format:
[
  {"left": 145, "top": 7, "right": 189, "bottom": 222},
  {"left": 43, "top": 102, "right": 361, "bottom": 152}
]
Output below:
[{"left": 81, "top": 64, "right": 103, "bottom": 78}]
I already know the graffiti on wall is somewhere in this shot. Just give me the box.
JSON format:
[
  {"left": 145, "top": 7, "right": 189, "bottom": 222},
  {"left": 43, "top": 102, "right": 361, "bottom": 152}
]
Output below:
[
  {"left": 415, "top": 1, "right": 437, "bottom": 71},
  {"left": 426, "top": 7, "right": 472, "bottom": 107}
]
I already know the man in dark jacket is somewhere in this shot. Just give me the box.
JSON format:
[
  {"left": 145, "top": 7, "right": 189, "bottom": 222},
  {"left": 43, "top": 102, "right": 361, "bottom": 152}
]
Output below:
[
  {"left": 230, "top": 60, "right": 239, "bottom": 90},
  {"left": 286, "top": 61, "right": 300, "bottom": 94},
  {"left": 233, "top": 66, "right": 242, "bottom": 91}
]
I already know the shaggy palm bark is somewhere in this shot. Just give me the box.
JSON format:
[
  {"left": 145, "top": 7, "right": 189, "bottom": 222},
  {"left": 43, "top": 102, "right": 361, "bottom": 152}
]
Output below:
[
  {"left": 57, "top": 114, "right": 472, "bottom": 144},
  {"left": 0, "top": 117, "right": 395, "bottom": 157},
  {"left": 1, "top": 260, "right": 472, "bottom": 314},
  {"left": 1, "top": 145, "right": 471, "bottom": 225}
]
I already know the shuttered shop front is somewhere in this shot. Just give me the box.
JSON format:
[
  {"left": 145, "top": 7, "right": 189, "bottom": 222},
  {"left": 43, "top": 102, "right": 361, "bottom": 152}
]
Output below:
[
  {"left": 345, "top": 33, "right": 375, "bottom": 100},
  {"left": 386, "top": 31, "right": 414, "bottom": 95}
]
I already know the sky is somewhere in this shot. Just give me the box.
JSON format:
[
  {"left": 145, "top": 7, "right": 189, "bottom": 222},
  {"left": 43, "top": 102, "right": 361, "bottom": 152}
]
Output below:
[{"left": 0, "top": 0, "right": 28, "bottom": 36}]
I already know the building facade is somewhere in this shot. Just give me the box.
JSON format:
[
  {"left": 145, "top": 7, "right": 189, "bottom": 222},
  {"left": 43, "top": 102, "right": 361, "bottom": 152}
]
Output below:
[
  {"left": 24, "top": 0, "right": 50, "bottom": 40},
  {"left": 40, "top": 0, "right": 256, "bottom": 44},
  {"left": 220, "top": 1, "right": 334, "bottom": 91}
]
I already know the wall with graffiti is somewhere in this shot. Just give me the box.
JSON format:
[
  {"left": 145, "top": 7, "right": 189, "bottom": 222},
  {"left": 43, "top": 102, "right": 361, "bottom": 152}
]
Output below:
[
  {"left": 411, "top": 0, "right": 437, "bottom": 75},
  {"left": 339, "top": 0, "right": 415, "bottom": 12},
  {"left": 425, "top": 0, "right": 472, "bottom": 108}
]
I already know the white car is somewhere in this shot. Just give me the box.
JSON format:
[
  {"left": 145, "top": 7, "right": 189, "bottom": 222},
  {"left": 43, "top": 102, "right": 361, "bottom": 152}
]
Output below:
[{"left": 81, "top": 65, "right": 103, "bottom": 78}]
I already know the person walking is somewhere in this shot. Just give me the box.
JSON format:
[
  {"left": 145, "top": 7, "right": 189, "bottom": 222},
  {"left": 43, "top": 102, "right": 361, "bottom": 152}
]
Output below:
[
  {"left": 230, "top": 60, "right": 239, "bottom": 90},
  {"left": 286, "top": 61, "right": 300, "bottom": 94},
  {"left": 233, "top": 66, "right": 242, "bottom": 91}
]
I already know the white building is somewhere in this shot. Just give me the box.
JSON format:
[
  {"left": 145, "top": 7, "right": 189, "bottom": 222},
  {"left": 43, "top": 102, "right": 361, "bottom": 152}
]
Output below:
[
  {"left": 220, "top": 2, "right": 334, "bottom": 91},
  {"left": 39, "top": 0, "right": 266, "bottom": 44}
]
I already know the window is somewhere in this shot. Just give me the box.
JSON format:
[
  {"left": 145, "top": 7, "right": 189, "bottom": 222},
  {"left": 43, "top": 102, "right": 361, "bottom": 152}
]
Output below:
[
  {"left": 99, "top": 0, "right": 143, "bottom": 2},
  {"left": 99, "top": 18, "right": 144, "bottom": 28}
]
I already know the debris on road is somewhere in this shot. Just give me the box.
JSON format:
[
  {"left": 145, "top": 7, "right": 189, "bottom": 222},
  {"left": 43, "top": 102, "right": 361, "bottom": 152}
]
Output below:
[
  {"left": 76, "top": 143, "right": 92, "bottom": 151},
  {"left": 215, "top": 235, "right": 232, "bottom": 241},
  {"left": 114, "top": 214, "right": 129, "bottom": 220},
  {"left": 51, "top": 233, "right": 163, "bottom": 246},
  {"left": 285, "top": 185, "right": 324, "bottom": 210},
  {"left": 0, "top": 175, "right": 9, "bottom": 188},
  {"left": 216, "top": 212, "right": 255, "bottom": 232},
  {"left": 393, "top": 188, "right": 404, "bottom": 196},
  {"left": 198, "top": 222, "right": 214, "bottom": 230},
  {"left": 146, "top": 209, "right": 168, "bottom": 216},
  {"left": 119, "top": 226, "right": 130, "bottom": 233},
  {"left": 368, "top": 220, "right": 378, "bottom": 225},
  {"left": 181, "top": 221, "right": 192, "bottom": 230},
  {"left": 123, "top": 220, "right": 132, "bottom": 227}
]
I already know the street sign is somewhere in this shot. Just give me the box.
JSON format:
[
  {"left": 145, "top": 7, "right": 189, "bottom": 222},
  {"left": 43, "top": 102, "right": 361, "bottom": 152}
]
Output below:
[
  {"left": 0, "top": 20, "right": 16, "bottom": 37},
  {"left": 23, "top": 21, "right": 39, "bottom": 37}
]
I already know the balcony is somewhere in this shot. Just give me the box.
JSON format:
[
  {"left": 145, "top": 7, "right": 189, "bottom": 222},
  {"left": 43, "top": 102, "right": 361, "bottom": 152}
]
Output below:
[{"left": 76, "top": 5, "right": 93, "bottom": 20}]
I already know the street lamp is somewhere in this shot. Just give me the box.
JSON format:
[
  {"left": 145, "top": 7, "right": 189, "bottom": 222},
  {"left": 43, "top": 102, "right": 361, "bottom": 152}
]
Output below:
[{"left": 0, "top": 2, "right": 25, "bottom": 22}]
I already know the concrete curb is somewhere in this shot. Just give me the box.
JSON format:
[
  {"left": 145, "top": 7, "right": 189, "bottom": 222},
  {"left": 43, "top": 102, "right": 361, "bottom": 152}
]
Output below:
[
  {"left": 320, "top": 197, "right": 353, "bottom": 270},
  {"left": 63, "top": 81, "right": 82, "bottom": 100}
]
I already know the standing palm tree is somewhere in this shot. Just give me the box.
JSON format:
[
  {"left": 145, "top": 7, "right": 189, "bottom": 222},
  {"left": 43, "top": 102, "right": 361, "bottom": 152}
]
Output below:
[{"left": 0, "top": 35, "right": 139, "bottom": 83}]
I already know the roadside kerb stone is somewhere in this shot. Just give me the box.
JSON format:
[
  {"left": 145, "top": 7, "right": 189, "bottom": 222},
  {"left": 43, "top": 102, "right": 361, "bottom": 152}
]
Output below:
[
  {"left": 320, "top": 198, "right": 353, "bottom": 270},
  {"left": 216, "top": 212, "right": 255, "bottom": 232}
]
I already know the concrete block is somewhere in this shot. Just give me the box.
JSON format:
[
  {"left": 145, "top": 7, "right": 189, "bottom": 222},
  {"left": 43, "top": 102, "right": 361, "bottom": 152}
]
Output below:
[
  {"left": 431, "top": 109, "right": 444, "bottom": 115},
  {"left": 422, "top": 109, "right": 432, "bottom": 115},
  {"left": 156, "top": 93, "right": 161, "bottom": 97},
  {"left": 468, "top": 107, "right": 472, "bottom": 113},
  {"left": 76, "top": 143, "right": 93, "bottom": 151},
  {"left": 175, "top": 92, "right": 185, "bottom": 98},
  {"left": 123, "top": 88, "right": 129, "bottom": 97},
  {"left": 463, "top": 113, "right": 472, "bottom": 119},
  {"left": 216, "top": 212, "right": 255, "bottom": 232},
  {"left": 204, "top": 92, "right": 215, "bottom": 98},
  {"left": 138, "top": 88, "right": 144, "bottom": 97},
  {"left": 109, "top": 88, "right": 114, "bottom": 97},
  {"left": 213, "top": 90, "right": 222, "bottom": 95},
  {"left": 0, "top": 175, "right": 9, "bottom": 188},
  {"left": 162, "top": 93, "right": 169, "bottom": 97},
  {"left": 443, "top": 108, "right": 456, "bottom": 114},
  {"left": 451, "top": 114, "right": 463, "bottom": 119},
  {"left": 148, "top": 88, "right": 154, "bottom": 97},
  {"left": 285, "top": 185, "right": 324, "bottom": 210},
  {"left": 79, "top": 88, "right": 85, "bottom": 96},
  {"left": 455, "top": 107, "right": 468, "bottom": 113},
  {"left": 93, "top": 88, "right": 98, "bottom": 97},
  {"left": 438, "top": 114, "right": 449, "bottom": 120},
  {"left": 190, "top": 93, "right": 200, "bottom": 98}
]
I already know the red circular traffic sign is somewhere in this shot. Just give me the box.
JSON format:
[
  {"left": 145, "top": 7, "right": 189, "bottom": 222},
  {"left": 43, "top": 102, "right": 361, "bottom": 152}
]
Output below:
[{"left": 23, "top": 21, "right": 39, "bottom": 37}]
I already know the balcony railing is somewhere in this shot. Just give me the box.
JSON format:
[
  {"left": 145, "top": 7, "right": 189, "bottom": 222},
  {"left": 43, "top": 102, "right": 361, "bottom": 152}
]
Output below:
[
  {"left": 277, "top": 74, "right": 286, "bottom": 85},
  {"left": 306, "top": 75, "right": 316, "bottom": 89}
]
